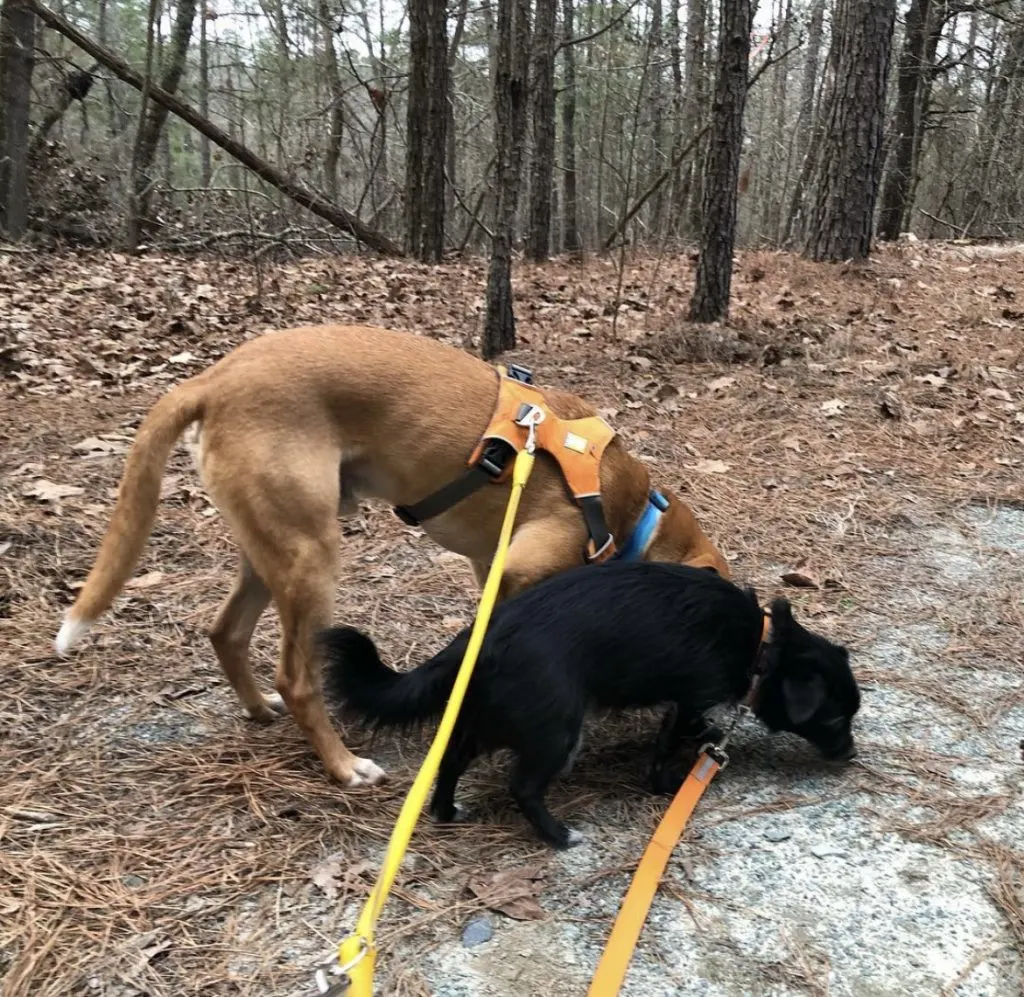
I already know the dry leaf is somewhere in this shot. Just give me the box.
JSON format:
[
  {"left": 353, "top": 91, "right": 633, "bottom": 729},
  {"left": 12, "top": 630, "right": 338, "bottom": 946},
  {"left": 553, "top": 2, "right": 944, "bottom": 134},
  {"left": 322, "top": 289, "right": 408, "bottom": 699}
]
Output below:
[
  {"left": 983, "top": 387, "right": 1013, "bottom": 402},
  {"left": 22, "top": 479, "right": 84, "bottom": 504},
  {"left": 781, "top": 558, "right": 821, "bottom": 589},
  {"left": 169, "top": 351, "right": 196, "bottom": 364},
  {"left": 821, "top": 399, "right": 846, "bottom": 417},
  {"left": 72, "top": 436, "right": 127, "bottom": 455},
  {"left": 706, "top": 375, "right": 736, "bottom": 393},
  {"left": 310, "top": 856, "right": 344, "bottom": 900},
  {"left": 125, "top": 571, "right": 165, "bottom": 590},
  {"left": 468, "top": 863, "right": 547, "bottom": 921},
  {"left": 878, "top": 390, "right": 903, "bottom": 420},
  {"left": 914, "top": 373, "right": 948, "bottom": 388},
  {"left": 688, "top": 459, "right": 731, "bottom": 475}
]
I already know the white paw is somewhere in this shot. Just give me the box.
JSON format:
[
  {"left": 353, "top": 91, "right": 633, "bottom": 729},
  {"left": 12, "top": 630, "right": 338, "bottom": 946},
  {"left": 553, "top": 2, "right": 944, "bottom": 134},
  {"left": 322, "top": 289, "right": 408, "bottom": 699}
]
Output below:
[
  {"left": 566, "top": 828, "right": 585, "bottom": 847},
  {"left": 55, "top": 615, "right": 92, "bottom": 656},
  {"left": 451, "top": 803, "right": 469, "bottom": 823},
  {"left": 346, "top": 757, "right": 387, "bottom": 787},
  {"left": 244, "top": 693, "right": 287, "bottom": 723}
]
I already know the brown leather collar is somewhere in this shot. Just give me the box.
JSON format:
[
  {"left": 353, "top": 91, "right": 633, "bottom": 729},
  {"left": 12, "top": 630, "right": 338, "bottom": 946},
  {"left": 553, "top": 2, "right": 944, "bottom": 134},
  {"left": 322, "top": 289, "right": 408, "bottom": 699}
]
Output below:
[{"left": 741, "top": 608, "right": 774, "bottom": 710}]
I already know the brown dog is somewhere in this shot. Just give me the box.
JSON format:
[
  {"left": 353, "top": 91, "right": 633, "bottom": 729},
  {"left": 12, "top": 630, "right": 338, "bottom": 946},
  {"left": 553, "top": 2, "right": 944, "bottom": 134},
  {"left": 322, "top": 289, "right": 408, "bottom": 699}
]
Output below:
[{"left": 55, "top": 325, "right": 728, "bottom": 786}]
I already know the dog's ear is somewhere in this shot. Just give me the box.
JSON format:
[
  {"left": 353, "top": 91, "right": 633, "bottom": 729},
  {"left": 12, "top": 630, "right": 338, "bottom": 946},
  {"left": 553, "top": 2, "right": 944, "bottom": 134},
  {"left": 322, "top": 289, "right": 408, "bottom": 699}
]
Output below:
[
  {"left": 770, "top": 597, "right": 793, "bottom": 635},
  {"left": 782, "top": 671, "right": 826, "bottom": 725}
]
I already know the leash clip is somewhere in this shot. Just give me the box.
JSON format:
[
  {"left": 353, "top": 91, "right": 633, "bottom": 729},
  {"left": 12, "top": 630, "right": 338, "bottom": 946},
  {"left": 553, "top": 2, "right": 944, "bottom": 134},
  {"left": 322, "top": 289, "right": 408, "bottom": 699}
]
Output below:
[
  {"left": 313, "top": 966, "right": 350, "bottom": 996},
  {"left": 514, "top": 403, "right": 545, "bottom": 454},
  {"left": 699, "top": 741, "right": 730, "bottom": 770},
  {"left": 315, "top": 936, "right": 369, "bottom": 995}
]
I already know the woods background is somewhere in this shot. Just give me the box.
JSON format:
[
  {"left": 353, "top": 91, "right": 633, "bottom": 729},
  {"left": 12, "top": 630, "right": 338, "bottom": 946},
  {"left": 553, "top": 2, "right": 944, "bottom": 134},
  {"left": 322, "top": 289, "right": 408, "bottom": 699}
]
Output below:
[{"left": 1, "top": 0, "right": 1023, "bottom": 338}]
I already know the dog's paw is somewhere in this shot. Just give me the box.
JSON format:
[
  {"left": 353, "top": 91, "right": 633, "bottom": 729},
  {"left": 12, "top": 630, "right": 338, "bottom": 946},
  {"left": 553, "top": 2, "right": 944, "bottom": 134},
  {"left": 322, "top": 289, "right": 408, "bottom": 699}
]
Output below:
[
  {"left": 345, "top": 756, "right": 387, "bottom": 788},
  {"left": 431, "top": 802, "right": 469, "bottom": 824},
  {"left": 565, "top": 828, "right": 585, "bottom": 847},
  {"left": 245, "top": 693, "right": 287, "bottom": 724}
]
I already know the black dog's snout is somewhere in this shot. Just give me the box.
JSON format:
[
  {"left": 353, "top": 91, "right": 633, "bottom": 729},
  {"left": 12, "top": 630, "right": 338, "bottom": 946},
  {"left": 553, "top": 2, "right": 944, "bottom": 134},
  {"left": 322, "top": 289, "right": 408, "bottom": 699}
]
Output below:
[{"left": 826, "top": 739, "right": 857, "bottom": 763}]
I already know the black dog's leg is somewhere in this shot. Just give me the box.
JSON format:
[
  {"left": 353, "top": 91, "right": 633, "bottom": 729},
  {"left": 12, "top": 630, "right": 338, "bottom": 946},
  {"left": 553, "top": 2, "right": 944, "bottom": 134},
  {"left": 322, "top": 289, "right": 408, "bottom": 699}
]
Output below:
[
  {"left": 430, "top": 729, "right": 478, "bottom": 823},
  {"left": 510, "top": 743, "right": 581, "bottom": 849},
  {"left": 648, "top": 704, "right": 723, "bottom": 795}
]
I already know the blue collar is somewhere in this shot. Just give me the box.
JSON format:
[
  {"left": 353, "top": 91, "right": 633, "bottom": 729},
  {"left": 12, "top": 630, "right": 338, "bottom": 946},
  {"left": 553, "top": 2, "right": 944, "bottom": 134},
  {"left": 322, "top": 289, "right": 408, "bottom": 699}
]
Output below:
[{"left": 613, "top": 490, "right": 669, "bottom": 562}]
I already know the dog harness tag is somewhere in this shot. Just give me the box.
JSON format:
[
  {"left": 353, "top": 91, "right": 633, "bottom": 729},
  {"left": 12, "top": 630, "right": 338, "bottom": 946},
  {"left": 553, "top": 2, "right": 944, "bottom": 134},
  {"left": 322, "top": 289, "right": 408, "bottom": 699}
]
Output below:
[{"left": 563, "top": 431, "right": 588, "bottom": 454}]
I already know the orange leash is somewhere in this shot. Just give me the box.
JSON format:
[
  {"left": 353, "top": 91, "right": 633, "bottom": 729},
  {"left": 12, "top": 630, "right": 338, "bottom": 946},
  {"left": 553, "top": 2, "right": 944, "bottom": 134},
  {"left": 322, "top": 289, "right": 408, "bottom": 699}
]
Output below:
[
  {"left": 586, "top": 749, "right": 722, "bottom": 996},
  {"left": 587, "top": 614, "right": 771, "bottom": 997}
]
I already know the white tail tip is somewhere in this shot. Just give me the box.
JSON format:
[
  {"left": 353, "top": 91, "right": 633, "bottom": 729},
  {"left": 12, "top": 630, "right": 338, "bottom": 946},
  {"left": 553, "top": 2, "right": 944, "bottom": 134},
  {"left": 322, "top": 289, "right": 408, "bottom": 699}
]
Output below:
[{"left": 55, "top": 615, "right": 92, "bottom": 656}]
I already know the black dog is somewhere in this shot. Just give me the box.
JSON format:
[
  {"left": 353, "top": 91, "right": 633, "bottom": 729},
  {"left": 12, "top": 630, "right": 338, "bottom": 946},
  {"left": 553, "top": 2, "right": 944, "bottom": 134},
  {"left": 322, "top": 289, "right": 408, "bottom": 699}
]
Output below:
[{"left": 321, "top": 561, "right": 860, "bottom": 848}]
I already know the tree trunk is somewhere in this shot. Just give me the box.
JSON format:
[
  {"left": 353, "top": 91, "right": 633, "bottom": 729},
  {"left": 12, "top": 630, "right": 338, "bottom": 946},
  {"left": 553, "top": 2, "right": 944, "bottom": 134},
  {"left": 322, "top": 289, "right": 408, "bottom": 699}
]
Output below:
[
  {"left": 526, "top": 0, "right": 556, "bottom": 261},
  {"left": 560, "top": 0, "right": 579, "bottom": 252},
  {"left": 0, "top": 0, "right": 36, "bottom": 238},
  {"left": 482, "top": 0, "right": 530, "bottom": 359},
  {"left": 804, "top": 0, "right": 897, "bottom": 262},
  {"left": 781, "top": 0, "right": 825, "bottom": 246},
  {"left": 125, "top": 0, "right": 197, "bottom": 249},
  {"left": 648, "top": 0, "right": 666, "bottom": 233},
  {"left": 682, "top": 0, "right": 707, "bottom": 238},
  {"left": 405, "top": 0, "right": 448, "bottom": 261},
  {"left": 199, "top": 6, "right": 211, "bottom": 187},
  {"left": 667, "top": 0, "right": 683, "bottom": 236},
  {"left": 25, "top": 0, "right": 402, "bottom": 255},
  {"left": 687, "top": 0, "right": 752, "bottom": 323},
  {"left": 877, "top": 0, "right": 934, "bottom": 241},
  {"left": 446, "top": 0, "right": 469, "bottom": 222},
  {"left": 318, "top": 0, "right": 343, "bottom": 201}
]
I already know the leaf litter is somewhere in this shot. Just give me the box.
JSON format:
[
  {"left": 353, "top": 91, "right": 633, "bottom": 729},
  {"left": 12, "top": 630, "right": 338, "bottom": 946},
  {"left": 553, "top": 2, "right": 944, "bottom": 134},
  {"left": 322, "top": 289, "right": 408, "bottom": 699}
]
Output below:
[{"left": 0, "top": 243, "right": 1022, "bottom": 995}]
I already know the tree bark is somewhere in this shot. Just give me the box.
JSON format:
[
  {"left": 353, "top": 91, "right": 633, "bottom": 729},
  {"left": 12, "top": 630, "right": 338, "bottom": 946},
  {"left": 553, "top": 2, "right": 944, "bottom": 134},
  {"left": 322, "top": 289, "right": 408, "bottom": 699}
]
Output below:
[
  {"left": 199, "top": 7, "right": 211, "bottom": 187},
  {"left": 0, "top": 0, "right": 36, "bottom": 238},
  {"left": 24, "top": 0, "right": 402, "bottom": 255},
  {"left": 687, "top": 0, "right": 752, "bottom": 323},
  {"left": 125, "top": 0, "right": 197, "bottom": 249},
  {"left": 682, "top": 0, "right": 707, "bottom": 238},
  {"left": 318, "top": 0, "right": 343, "bottom": 201},
  {"left": 560, "top": 0, "right": 579, "bottom": 252},
  {"left": 482, "top": 0, "right": 530, "bottom": 359},
  {"left": 804, "top": 0, "right": 897, "bottom": 262},
  {"left": 526, "top": 0, "right": 556, "bottom": 261},
  {"left": 781, "top": 0, "right": 825, "bottom": 246},
  {"left": 406, "top": 0, "right": 448, "bottom": 261},
  {"left": 878, "top": 0, "right": 934, "bottom": 240}
]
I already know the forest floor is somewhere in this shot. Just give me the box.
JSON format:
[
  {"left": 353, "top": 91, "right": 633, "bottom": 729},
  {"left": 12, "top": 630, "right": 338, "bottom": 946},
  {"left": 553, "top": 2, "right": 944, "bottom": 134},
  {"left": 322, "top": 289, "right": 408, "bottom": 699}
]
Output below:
[{"left": 1, "top": 241, "right": 1023, "bottom": 997}]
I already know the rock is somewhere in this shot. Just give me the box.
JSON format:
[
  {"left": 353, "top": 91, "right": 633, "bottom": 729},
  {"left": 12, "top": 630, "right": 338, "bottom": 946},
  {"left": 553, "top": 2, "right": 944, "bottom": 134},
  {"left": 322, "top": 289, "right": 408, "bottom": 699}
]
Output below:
[
  {"left": 763, "top": 827, "right": 791, "bottom": 843},
  {"left": 461, "top": 916, "right": 493, "bottom": 948}
]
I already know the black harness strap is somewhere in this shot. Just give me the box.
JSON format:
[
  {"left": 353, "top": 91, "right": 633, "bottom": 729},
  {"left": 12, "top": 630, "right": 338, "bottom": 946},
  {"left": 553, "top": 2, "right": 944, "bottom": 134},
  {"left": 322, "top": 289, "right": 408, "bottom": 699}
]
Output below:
[
  {"left": 393, "top": 439, "right": 515, "bottom": 527},
  {"left": 577, "top": 494, "right": 614, "bottom": 560}
]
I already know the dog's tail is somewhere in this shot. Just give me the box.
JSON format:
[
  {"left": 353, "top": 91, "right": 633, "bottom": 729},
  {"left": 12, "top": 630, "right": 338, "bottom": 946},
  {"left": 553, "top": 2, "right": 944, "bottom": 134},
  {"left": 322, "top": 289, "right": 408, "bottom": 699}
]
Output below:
[
  {"left": 55, "top": 377, "right": 208, "bottom": 655},
  {"left": 320, "top": 626, "right": 468, "bottom": 728}
]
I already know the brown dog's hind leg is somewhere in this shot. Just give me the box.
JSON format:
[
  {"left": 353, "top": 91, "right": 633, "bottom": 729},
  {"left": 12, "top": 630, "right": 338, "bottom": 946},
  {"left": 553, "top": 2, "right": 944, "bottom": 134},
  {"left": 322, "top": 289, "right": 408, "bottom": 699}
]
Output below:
[
  {"left": 267, "top": 532, "right": 386, "bottom": 787},
  {"left": 208, "top": 556, "right": 282, "bottom": 723},
  {"left": 204, "top": 446, "right": 386, "bottom": 788}
]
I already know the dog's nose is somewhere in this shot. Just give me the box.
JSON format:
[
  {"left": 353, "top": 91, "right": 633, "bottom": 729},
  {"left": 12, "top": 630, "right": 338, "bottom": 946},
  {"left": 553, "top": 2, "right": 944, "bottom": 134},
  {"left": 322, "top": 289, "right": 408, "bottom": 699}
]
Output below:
[{"left": 833, "top": 741, "right": 857, "bottom": 762}]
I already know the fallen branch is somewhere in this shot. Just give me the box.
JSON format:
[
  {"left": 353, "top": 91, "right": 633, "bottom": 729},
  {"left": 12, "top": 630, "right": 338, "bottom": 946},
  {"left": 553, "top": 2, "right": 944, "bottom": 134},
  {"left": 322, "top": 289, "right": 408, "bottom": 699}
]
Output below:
[{"left": 24, "top": 0, "right": 403, "bottom": 257}]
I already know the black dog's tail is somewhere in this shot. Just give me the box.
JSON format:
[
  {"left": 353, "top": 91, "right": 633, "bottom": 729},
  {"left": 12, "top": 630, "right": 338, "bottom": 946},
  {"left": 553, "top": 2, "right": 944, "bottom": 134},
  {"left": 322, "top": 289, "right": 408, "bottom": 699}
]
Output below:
[{"left": 320, "top": 626, "right": 468, "bottom": 728}]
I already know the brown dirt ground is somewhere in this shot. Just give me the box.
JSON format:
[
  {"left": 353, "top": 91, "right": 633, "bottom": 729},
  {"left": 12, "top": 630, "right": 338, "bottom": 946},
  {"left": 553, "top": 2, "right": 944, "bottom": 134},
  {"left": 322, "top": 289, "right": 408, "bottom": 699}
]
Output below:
[{"left": 1, "top": 242, "right": 1022, "bottom": 996}]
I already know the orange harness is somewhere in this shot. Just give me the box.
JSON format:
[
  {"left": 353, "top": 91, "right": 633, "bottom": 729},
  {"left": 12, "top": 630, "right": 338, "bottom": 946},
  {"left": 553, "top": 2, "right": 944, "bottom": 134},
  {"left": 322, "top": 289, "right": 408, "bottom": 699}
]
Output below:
[{"left": 395, "top": 364, "right": 622, "bottom": 561}]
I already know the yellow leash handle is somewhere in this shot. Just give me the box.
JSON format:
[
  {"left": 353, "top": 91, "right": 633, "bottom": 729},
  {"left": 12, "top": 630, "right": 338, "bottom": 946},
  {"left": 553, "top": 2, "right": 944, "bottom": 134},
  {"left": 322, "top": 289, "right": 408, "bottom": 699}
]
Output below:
[
  {"left": 587, "top": 751, "right": 722, "bottom": 997},
  {"left": 336, "top": 447, "right": 537, "bottom": 997}
]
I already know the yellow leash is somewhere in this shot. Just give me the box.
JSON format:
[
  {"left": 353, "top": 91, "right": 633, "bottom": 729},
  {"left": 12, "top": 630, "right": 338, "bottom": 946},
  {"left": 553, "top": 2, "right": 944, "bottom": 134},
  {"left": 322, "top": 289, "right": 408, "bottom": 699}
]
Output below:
[{"left": 319, "top": 412, "right": 542, "bottom": 997}]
